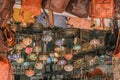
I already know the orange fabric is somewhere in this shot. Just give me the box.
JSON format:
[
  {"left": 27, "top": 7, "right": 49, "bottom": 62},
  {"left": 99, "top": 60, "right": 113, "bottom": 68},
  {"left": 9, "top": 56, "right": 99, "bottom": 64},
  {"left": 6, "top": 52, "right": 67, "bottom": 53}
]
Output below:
[
  {"left": 21, "top": 0, "right": 42, "bottom": 16},
  {"left": 0, "top": 56, "right": 12, "bottom": 80},
  {"left": 89, "top": 0, "right": 114, "bottom": 18},
  {"left": 67, "top": 17, "right": 92, "bottom": 30}
]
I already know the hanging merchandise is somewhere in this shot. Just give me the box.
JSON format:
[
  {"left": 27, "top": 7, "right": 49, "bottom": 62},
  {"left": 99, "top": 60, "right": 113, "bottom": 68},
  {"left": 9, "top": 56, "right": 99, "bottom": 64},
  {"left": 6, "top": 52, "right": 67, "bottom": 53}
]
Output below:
[
  {"left": 28, "top": 53, "right": 37, "bottom": 61},
  {"left": 15, "top": 44, "right": 23, "bottom": 50},
  {"left": 52, "top": 57, "right": 58, "bottom": 63},
  {"left": 22, "top": 62, "right": 30, "bottom": 67},
  {"left": 35, "top": 13, "right": 67, "bottom": 28},
  {"left": 55, "top": 39, "right": 64, "bottom": 46},
  {"left": 33, "top": 45, "right": 42, "bottom": 54},
  {"left": 16, "top": 57, "right": 24, "bottom": 63},
  {"left": 64, "top": 53, "right": 73, "bottom": 60},
  {"left": 39, "top": 55, "right": 48, "bottom": 61},
  {"left": 66, "top": 0, "right": 90, "bottom": 18},
  {"left": 90, "top": 39, "right": 100, "bottom": 47},
  {"left": 25, "top": 68, "right": 35, "bottom": 77},
  {"left": 22, "top": 37, "right": 32, "bottom": 46},
  {"left": 64, "top": 65, "right": 73, "bottom": 72},
  {"left": 42, "top": 34, "right": 52, "bottom": 42},
  {"left": 8, "top": 53, "right": 20, "bottom": 61},
  {"left": 58, "top": 59, "right": 66, "bottom": 66},
  {"left": 35, "top": 62, "right": 43, "bottom": 70},
  {"left": 20, "top": 0, "right": 42, "bottom": 26},
  {"left": 25, "top": 47, "right": 33, "bottom": 55},
  {"left": 43, "top": 0, "right": 70, "bottom": 13}
]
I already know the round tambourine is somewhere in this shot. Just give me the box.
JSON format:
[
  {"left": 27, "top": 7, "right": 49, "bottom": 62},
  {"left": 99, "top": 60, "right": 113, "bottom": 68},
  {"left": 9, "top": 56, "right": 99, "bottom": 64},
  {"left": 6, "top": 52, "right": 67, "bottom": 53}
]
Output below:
[{"left": 64, "top": 65, "right": 73, "bottom": 72}]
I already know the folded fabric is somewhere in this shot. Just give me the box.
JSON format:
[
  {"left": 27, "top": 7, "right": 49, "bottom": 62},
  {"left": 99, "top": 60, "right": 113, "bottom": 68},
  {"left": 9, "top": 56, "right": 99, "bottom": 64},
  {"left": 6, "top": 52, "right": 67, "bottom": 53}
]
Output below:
[{"left": 35, "top": 13, "right": 67, "bottom": 28}]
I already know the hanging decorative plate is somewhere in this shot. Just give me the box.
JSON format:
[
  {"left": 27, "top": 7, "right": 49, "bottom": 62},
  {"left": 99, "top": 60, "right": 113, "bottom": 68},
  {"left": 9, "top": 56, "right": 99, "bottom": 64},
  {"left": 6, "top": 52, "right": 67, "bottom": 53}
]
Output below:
[
  {"left": 35, "top": 62, "right": 43, "bottom": 69},
  {"left": 22, "top": 37, "right": 32, "bottom": 46},
  {"left": 73, "top": 45, "right": 81, "bottom": 50},
  {"left": 28, "top": 53, "right": 37, "bottom": 61},
  {"left": 22, "top": 62, "right": 30, "bottom": 67},
  {"left": 39, "top": 55, "right": 48, "bottom": 61},
  {"left": 90, "top": 39, "right": 100, "bottom": 47},
  {"left": 54, "top": 46, "right": 65, "bottom": 52},
  {"left": 42, "top": 35, "right": 52, "bottom": 42},
  {"left": 16, "top": 58, "right": 24, "bottom": 63},
  {"left": 25, "top": 47, "right": 33, "bottom": 54},
  {"left": 58, "top": 59, "right": 66, "bottom": 65},
  {"left": 55, "top": 39, "right": 63, "bottom": 46},
  {"left": 46, "top": 57, "right": 52, "bottom": 63},
  {"left": 8, "top": 53, "right": 20, "bottom": 61},
  {"left": 64, "top": 65, "right": 73, "bottom": 72},
  {"left": 15, "top": 44, "right": 23, "bottom": 50},
  {"left": 64, "top": 53, "right": 73, "bottom": 60},
  {"left": 52, "top": 57, "right": 58, "bottom": 63},
  {"left": 54, "top": 52, "right": 59, "bottom": 57},
  {"left": 20, "top": 42, "right": 27, "bottom": 48},
  {"left": 33, "top": 45, "right": 42, "bottom": 53},
  {"left": 25, "top": 69, "right": 35, "bottom": 77}
]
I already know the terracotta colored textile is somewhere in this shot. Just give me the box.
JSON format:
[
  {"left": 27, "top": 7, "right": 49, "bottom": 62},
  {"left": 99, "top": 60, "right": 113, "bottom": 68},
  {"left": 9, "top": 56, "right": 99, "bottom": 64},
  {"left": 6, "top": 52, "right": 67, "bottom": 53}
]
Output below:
[{"left": 0, "top": 56, "right": 12, "bottom": 80}]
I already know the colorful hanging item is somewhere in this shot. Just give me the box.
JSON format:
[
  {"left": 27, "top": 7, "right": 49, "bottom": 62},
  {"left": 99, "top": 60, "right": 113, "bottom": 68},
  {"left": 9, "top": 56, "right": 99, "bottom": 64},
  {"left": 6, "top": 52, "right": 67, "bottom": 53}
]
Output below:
[
  {"left": 22, "top": 37, "right": 32, "bottom": 46},
  {"left": 39, "top": 55, "right": 48, "bottom": 61},
  {"left": 16, "top": 58, "right": 24, "bottom": 63},
  {"left": 35, "top": 62, "right": 43, "bottom": 69},
  {"left": 55, "top": 39, "right": 63, "bottom": 46},
  {"left": 73, "top": 45, "right": 81, "bottom": 50},
  {"left": 58, "top": 59, "right": 66, "bottom": 65},
  {"left": 64, "top": 65, "right": 73, "bottom": 72},
  {"left": 28, "top": 53, "right": 37, "bottom": 61},
  {"left": 25, "top": 69, "right": 35, "bottom": 77},
  {"left": 64, "top": 53, "right": 73, "bottom": 60},
  {"left": 25, "top": 47, "right": 33, "bottom": 54}
]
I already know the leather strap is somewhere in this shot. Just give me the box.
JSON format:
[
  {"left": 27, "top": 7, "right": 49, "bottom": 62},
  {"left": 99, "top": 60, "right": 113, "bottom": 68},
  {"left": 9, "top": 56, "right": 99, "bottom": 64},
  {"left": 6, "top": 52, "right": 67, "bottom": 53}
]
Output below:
[{"left": 113, "top": 29, "right": 120, "bottom": 55}]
